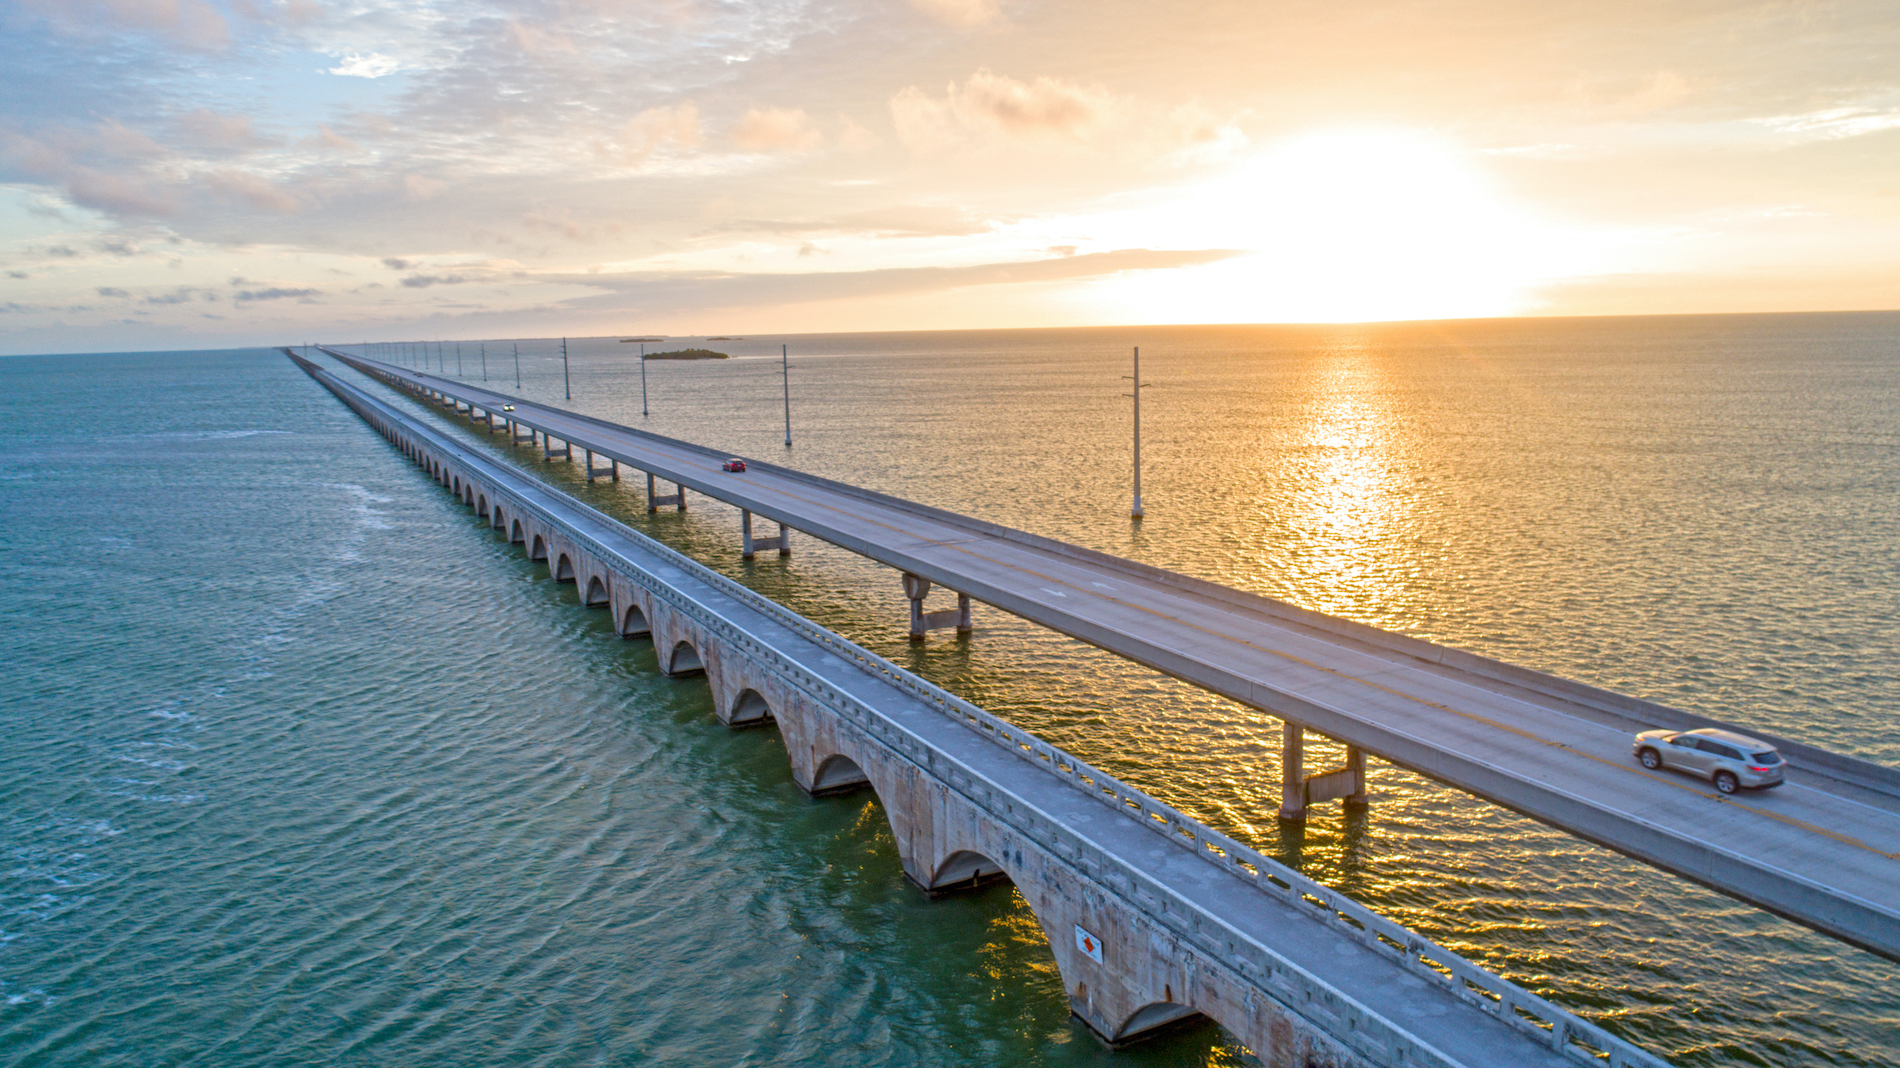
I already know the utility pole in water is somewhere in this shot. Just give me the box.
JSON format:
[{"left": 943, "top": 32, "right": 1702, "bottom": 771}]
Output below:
[
  {"left": 1123, "top": 346, "right": 1147, "bottom": 519},
  {"left": 562, "top": 337, "right": 571, "bottom": 400},
  {"left": 639, "top": 343, "right": 648, "bottom": 416},
  {"left": 456, "top": 343, "right": 462, "bottom": 376},
  {"left": 781, "top": 344, "right": 792, "bottom": 447},
  {"left": 480, "top": 343, "right": 487, "bottom": 382}
]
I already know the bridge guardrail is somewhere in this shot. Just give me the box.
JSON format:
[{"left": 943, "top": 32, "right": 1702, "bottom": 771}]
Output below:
[{"left": 303, "top": 354, "right": 1669, "bottom": 1068}]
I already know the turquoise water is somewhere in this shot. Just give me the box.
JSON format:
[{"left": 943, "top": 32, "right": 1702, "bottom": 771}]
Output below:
[{"left": 4, "top": 314, "right": 1898, "bottom": 1066}]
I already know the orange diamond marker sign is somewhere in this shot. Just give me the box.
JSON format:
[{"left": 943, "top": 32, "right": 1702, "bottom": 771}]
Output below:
[{"left": 1074, "top": 924, "right": 1103, "bottom": 964}]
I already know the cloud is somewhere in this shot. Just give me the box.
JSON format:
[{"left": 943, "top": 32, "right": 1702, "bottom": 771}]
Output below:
[
  {"left": 403, "top": 174, "right": 445, "bottom": 201},
  {"left": 142, "top": 286, "right": 214, "bottom": 305},
  {"left": 18, "top": 0, "right": 229, "bottom": 48},
  {"left": 907, "top": 0, "right": 1001, "bottom": 28},
  {"left": 891, "top": 70, "right": 1115, "bottom": 152},
  {"left": 235, "top": 287, "right": 318, "bottom": 301},
  {"left": 206, "top": 170, "right": 304, "bottom": 213},
  {"left": 547, "top": 247, "right": 1243, "bottom": 312},
  {"left": 315, "top": 125, "right": 360, "bottom": 152},
  {"left": 328, "top": 53, "right": 406, "bottom": 79},
  {"left": 1, "top": 129, "right": 180, "bottom": 215},
  {"left": 96, "top": 286, "right": 130, "bottom": 298},
  {"left": 731, "top": 107, "right": 823, "bottom": 152},
  {"left": 702, "top": 205, "right": 991, "bottom": 238},
  {"left": 173, "top": 108, "right": 267, "bottom": 151},
  {"left": 65, "top": 167, "right": 179, "bottom": 216},
  {"left": 1758, "top": 107, "right": 1900, "bottom": 141},
  {"left": 400, "top": 274, "right": 465, "bottom": 288},
  {"left": 508, "top": 20, "right": 576, "bottom": 56},
  {"left": 616, "top": 103, "right": 700, "bottom": 160},
  {"left": 382, "top": 257, "right": 410, "bottom": 270}
]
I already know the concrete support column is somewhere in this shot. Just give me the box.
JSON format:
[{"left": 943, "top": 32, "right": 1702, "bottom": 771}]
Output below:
[
  {"left": 904, "top": 572, "right": 972, "bottom": 640},
  {"left": 544, "top": 436, "right": 570, "bottom": 462},
  {"left": 584, "top": 451, "right": 618, "bottom": 482},
  {"left": 1345, "top": 745, "right": 1369, "bottom": 807},
  {"left": 1281, "top": 726, "right": 1368, "bottom": 821},
  {"left": 646, "top": 473, "right": 686, "bottom": 512},
  {"left": 741, "top": 510, "right": 791, "bottom": 558},
  {"left": 1280, "top": 720, "right": 1306, "bottom": 821}
]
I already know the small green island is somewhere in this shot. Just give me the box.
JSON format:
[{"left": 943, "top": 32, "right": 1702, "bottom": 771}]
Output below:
[{"left": 643, "top": 348, "right": 729, "bottom": 360}]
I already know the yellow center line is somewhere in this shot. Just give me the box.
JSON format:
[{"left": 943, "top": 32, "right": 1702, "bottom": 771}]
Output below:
[{"left": 400, "top": 365, "right": 1900, "bottom": 865}]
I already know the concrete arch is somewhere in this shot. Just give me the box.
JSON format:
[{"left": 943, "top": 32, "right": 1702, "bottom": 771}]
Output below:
[
  {"left": 927, "top": 849, "right": 1012, "bottom": 894},
  {"left": 583, "top": 575, "right": 609, "bottom": 606},
  {"left": 529, "top": 533, "right": 548, "bottom": 561},
  {"left": 510, "top": 518, "right": 525, "bottom": 544},
  {"left": 810, "top": 754, "right": 870, "bottom": 795},
  {"left": 554, "top": 553, "right": 575, "bottom": 582},
  {"left": 665, "top": 639, "right": 704, "bottom": 677},
  {"left": 477, "top": 493, "right": 489, "bottom": 518},
  {"left": 620, "top": 603, "right": 650, "bottom": 638},
  {"left": 729, "top": 688, "right": 774, "bottom": 727},
  {"left": 452, "top": 474, "right": 461, "bottom": 495},
  {"left": 1110, "top": 1002, "right": 1206, "bottom": 1047}
]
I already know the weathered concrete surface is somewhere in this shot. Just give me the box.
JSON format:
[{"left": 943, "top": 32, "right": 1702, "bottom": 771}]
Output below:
[
  {"left": 322, "top": 347, "right": 1900, "bottom": 967},
  {"left": 293, "top": 352, "right": 1666, "bottom": 1068}
]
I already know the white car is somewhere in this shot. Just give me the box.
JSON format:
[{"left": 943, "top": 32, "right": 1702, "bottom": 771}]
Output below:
[{"left": 1633, "top": 727, "right": 1785, "bottom": 793}]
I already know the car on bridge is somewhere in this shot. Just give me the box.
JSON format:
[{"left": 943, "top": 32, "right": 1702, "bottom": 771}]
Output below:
[
  {"left": 722, "top": 458, "right": 747, "bottom": 472},
  {"left": 1633, "top": 728, "right": 1785, "bottom": 793}
]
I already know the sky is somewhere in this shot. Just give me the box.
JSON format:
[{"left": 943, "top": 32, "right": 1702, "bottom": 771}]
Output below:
[{"left": 2, "top": 0, "right": 1897, "bottom": 354}]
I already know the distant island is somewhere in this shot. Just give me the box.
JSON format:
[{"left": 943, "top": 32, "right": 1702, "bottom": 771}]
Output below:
[
  {"left": 644, "top": 348, "right": 729, "bottom": 360},
  {"left": 620, "top": 337, "right": 666, "bottom": 343},
  {"left": 705, "top": 336, "right": 744, "bottom": 341}
]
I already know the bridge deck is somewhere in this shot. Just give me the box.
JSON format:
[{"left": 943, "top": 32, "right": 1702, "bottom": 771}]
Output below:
[{"left": 326, "top": 350, "right": 1900, "bottom": 964}]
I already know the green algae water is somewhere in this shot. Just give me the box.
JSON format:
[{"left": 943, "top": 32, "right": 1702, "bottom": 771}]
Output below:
[{"left": 3, "top": 314, "right": 1898, "bottom": 1066}]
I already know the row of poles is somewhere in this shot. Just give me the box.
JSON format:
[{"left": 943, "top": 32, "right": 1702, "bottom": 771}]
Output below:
[
  {"left": 349, "top": 337, "right": 799, "bottom": 449},
  {"left": 326, "top": 339, "right": 1145, "bottom": 520}
]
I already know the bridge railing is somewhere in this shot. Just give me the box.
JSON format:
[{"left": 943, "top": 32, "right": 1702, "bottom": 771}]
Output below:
[{"left": 303, "top": 355, "right": 1668, "bottom": 1068}]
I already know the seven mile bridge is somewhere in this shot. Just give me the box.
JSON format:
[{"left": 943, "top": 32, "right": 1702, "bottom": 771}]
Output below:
[{"left": 321, "top": 346, "right": 1900, "bottom": 965}]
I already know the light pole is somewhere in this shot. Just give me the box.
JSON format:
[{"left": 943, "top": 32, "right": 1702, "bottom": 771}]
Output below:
[
  {"left": 456, "top": 342, "right": 462, "bottom": 376},
  {"left": 639, "top": 343, "right": 648, "bottom": 416},
  {"left": 562, "top": 337, "right": 570, "bottom": 400},
  {"left": 513, "top": 344, "right": 520, "bottom": 390},
  {"left": 781, "top": 343, "right": 792, "bottom": 447},
  {"left": 480, "top": 343, "right": 487, "bottom": 382},
  {"left": 1122, "top": 346, "right": 1148, "bottom": 520}
]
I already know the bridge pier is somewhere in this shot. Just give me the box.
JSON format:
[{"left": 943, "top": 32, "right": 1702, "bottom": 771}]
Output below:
[
  {"left": 1279, "top": 722, "right": 1368, "bottom": 821},
  {"left": 544, "top": 436, "right": 571, "bottom": 462},
  {"left": 584, "top": 450, "right": 618, "bottom": 482},
  {"left": 741, "top": 510, "right": 790, "bottom": 558},
  {"left": 903, "top": 572, "right": 971, "bottom": 640},
  {"left": 646, "top": 473, "right": 686, "bottom": 512}
]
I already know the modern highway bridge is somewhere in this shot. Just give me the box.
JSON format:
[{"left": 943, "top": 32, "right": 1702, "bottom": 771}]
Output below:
[{"left": 320, "top": 346, "right": 1900, "bottom": 966}]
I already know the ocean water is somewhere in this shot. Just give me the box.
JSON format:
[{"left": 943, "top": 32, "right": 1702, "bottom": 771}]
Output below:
[{"left": 3, "top": 313, "right": 1897, "bottom": 1066}]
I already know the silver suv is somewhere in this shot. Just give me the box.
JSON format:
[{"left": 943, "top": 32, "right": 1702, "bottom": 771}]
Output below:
[{"left": 1632, "top": 727, "right": 1786, "bottom": 794}]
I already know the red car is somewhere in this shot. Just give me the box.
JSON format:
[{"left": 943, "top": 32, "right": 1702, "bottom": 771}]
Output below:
[{"left": 722, "top": 458, "right": 747, "bottom": 473}]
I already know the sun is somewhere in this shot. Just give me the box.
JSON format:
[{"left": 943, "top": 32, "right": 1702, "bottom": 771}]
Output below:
[{"left": 1084, "top": 128, "right": 1584, "bottom": 323}]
